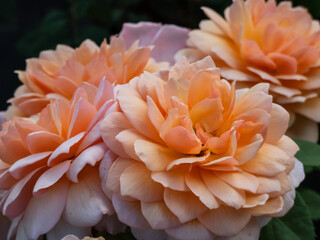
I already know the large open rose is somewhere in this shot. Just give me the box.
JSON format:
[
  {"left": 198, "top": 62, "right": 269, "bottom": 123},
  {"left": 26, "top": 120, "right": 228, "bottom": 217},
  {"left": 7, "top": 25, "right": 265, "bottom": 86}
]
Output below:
[
  {"left": 177, "top": 0, "right": 320, "bottom": 141},
  {"left": 0, "top": 80, "right": 117, "bottom": 239},
  {"left": 100, "top": 57, "right": 304, "bottom": 240}
]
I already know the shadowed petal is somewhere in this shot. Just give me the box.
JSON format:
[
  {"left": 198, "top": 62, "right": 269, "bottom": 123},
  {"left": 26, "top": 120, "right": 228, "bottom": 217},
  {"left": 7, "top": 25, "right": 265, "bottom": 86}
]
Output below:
[
  {"left": 112, "top": 194, "right": 150, "bottom": 228},
  {"left": 141, "top": 201, "right": 180, "bottom": 229},
  {"left": 64, "top": 170, "right": 113, "bottom": 227},
  {"left": 165, "top": 219, "right": 216, "bottom": 240},
  {"left": 22, "top": 178, "right": 69, "bottom": 239},
  {"left": 164, "top": 188, "right": 207, "bottom": 223},
  {"left": 47, "top": 218, "right": 91, "bottom": 240}
]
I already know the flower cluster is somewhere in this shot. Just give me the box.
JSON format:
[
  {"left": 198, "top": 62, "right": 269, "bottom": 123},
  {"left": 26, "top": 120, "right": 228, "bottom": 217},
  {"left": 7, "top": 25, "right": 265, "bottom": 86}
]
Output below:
[{"left": 1, "top": 1, "right": 317, "bottom": 239}]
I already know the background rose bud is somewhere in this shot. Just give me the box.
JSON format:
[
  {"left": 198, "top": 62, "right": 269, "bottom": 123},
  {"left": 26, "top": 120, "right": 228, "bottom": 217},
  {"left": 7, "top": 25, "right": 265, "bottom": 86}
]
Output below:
[{"left": 120, "top": 22, "right": 189, "bottom": 64}]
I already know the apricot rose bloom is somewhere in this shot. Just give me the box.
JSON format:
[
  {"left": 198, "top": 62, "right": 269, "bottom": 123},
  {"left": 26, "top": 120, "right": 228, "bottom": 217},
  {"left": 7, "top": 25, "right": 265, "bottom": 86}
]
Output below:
[
  {"left": 7, "top": 37, "right": 168, "bottom": 118},
  {"left": 100, "top": 57, "right": 304, "bottom": 240},
  {"left": 177, "top": 0, "right": 320, "bottom": 141},
  {"left": 0, "top": 80, "right": 116, "bottom": 239}
]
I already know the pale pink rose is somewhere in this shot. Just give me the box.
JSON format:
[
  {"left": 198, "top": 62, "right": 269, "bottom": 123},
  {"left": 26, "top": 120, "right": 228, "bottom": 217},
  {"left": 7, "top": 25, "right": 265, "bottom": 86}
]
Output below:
[
  {"left": 100, "top": 57, "right": 304, "bottom": 240},
  {"left": 120, "top": 22, "right": 189, "bottom": 64},
  {"left": 177, "top": 0, "right": 320, "bottom": 142},
  {"left": 8, "top": 37, "right": 168, "bottom": 118},
  {"left": 61, "top": 235, "right": 105, "bottom": 240},
  {"left": 0, "top": 111, "right": 6, "bottom": 128},
  {"left": 0, "top": 80, "right": 119, "bottom": 240}
]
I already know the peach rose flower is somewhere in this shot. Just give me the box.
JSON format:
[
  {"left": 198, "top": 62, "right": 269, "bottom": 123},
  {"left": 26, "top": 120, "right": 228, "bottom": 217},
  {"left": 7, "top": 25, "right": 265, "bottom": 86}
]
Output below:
[
  {"left": 177, "top": 0, "right": 320, "bottom": 142},
  {"left": 100, "top": 57, "right": 304, "bottom": 240},
  {"left": 0, "top": 80, "right": 118, "bottom": 240},
  {"left": 7, "top": 37, "right": 168, "bottom": 118}
]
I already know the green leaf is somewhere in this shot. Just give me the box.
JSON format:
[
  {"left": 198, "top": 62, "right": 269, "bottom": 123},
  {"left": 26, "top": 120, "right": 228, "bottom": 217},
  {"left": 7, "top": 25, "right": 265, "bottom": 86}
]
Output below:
[
  {"left": 40, "top": 10, "right": 68, "bottom": 35},
  {"left": 260, "top": 192, "right": 315, "bottom": 240},
  {"left": 76, "top": 25, "right": 108, "bottom": 45},
  {"left": 70, "top": 0, "right": 92, "bottom": 19},
  {"left": 303, "top": 165, "right": 314, "bottom": 174},
  {"left": 300, "top": 188, "right": 320, "bottom": 220},
  {"left": 294, "top": 139, "right": 320, "bottom": 167},
  {"left": 259, "top": 218, "right": 300, "bottom": 240},
  {"left": 0, "top": 0, "right": 15, "bottom": 22},
  {"left": 110, "top": 8, "right": 124, "bottom": 22}
]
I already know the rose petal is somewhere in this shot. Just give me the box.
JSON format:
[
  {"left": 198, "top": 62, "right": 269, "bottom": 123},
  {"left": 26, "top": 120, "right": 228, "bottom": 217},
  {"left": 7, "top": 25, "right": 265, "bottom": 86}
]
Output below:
[
  {"left": 135, "top": 140, "right": 184, "bottom": 171},
  {"left": 118, "top": 88, "right": 162, "bottom": 142},
  {"left": 119, "top": 163, "right": 164, "bottom": 202},
  {"left": 201, "top": 170, "right": 246, "bottom": 209},
  {"left": 265, "top": 104, "right": 289, "bottom": 143},
  {"left": 115, "top": 129, "right": 147, "bottom": 160},
  {"left": 250, "top": 197, "right": 283, "bottom": 216},
  {"left": 3, "top": 168, "right": 43, "bottom": 218},
  {"left": 9, "top": 151, "right": 51, "bottom": 179},
  {"left": 33, "top": 161, "right": 71, "bottom": 196},
  {"left": 164, "top": 188, "right": 207, "bottom": 223},
  {"left": 198, "top": 206, "right": 251, "bottom": 237},
  {"left": 241, "top": 143, "right": 289, "bottom": 177},
  {"left": 48, "top": 132, "right": 85, "bottom": 166},
  {"left": 100, "top": 112, "right": 132, "bottom": 158},
  {"left": 64, "top": 170, "right": 113, "bottom": 227},
  {"left": 112, "top": 194, "right": 149, "bottom": 228},
  {"left": 185, "top": 169, "right": 219, "bottom": 209},
  {"left": 151, "top": 169, "right": 189, "bottom": 192},
  {"left": 223, "top": 218, "right": 260, "bottom": 240},
  {"left": 22, "top": 178, "right": 69, "bottom": 239},
  {"left": 67, "top": 142, "right": 107, "bottom": 183},
  {"left": 141, "top": 201, "right": 180, "bottom": 229},
  {"left": 215, "top": 171, "right": 259, "bottom": 193}
]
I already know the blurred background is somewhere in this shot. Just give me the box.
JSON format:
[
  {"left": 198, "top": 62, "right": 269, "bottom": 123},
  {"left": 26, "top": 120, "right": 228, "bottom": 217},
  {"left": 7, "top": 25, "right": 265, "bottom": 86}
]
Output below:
[{"left": 0, "top": 0, "right": 320, "bottom": 237}]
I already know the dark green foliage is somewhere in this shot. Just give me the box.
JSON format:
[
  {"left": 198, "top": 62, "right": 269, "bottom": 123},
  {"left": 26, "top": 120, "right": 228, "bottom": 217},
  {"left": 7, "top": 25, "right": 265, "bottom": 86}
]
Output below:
[
  {"left": 260, "top": 192, "right": 316, "bottom": 240},
  {"left": 295, "top": 139, "right": 320, "bottom": 168},
  {"left": 300, "top": 189, "right": 320, "bottom": 221}
]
